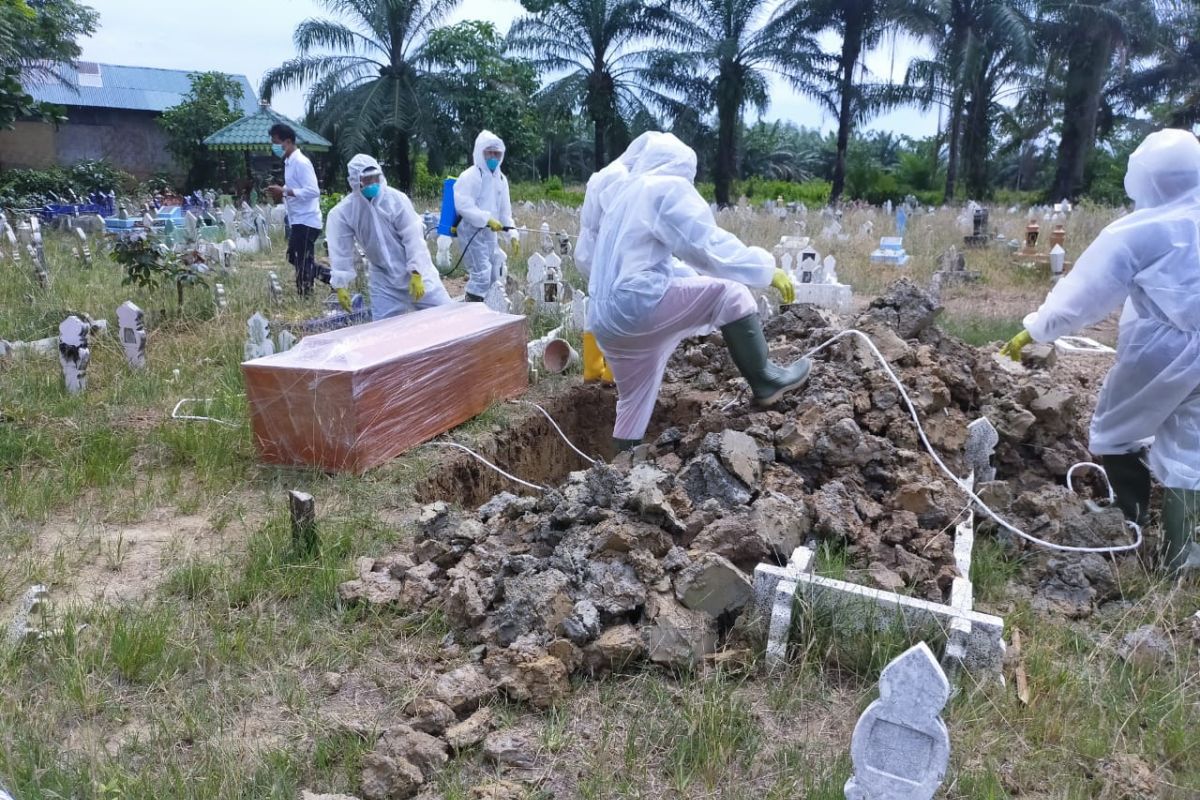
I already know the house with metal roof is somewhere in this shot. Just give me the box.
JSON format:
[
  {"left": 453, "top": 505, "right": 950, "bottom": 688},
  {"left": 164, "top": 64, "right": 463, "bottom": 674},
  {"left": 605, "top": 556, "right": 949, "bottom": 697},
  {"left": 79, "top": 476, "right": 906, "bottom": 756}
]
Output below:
[{"left": 0, "top": 62, "right": 258, "bottom": 178}]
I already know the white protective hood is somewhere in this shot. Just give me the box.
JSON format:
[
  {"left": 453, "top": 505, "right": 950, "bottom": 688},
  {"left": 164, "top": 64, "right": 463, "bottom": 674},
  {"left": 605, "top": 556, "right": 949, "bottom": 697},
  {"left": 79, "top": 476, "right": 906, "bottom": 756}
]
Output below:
[
  {"left": 453, "top": 130, "right": 514, "bottom": 230},
  {"left": 586, "top": 133, "right": 775, "bottom": 338},
  {"left": 576, "top": 132, "right": 663, "bottom": 276},
  {"left": 326, "top": 154, "right": 439, "bottom": 289}
]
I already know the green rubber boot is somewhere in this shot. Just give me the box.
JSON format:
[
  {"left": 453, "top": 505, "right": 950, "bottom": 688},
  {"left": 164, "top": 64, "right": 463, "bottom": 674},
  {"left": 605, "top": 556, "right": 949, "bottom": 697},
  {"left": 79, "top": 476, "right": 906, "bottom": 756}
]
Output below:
[
  {"left": 1161, "top": 488, "right": 1200, "bottom": 574},
  {"left": 613, "top": 438, "right": 641, "bottom": 453},
  {"left": 1102, "top": 452, "right": 1151, "bottom": 526},
  {"left": 720, "top": 314, "right": 811, "bottom": 406}
]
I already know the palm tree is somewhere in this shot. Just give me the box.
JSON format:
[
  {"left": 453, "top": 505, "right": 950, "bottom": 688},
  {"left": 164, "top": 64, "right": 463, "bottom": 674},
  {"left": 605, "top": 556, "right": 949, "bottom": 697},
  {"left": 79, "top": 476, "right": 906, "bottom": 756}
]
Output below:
[
  {"left": 797, "top": 0, "right": 938, "bottom": 203},
  {"left": 1040, "top": 0, "right": 1162, "bottom": 200},
  {"left": 508, "top": 0, "right": 684, "bottom": 171},
  {"left": 260, "top": 0, "right": 460, "bottom": 191},
  {"left": 1118, "top": 2, "right": 1200, "bottom": 127},
  {"left": 907, "top": 0, "right": 1032, "bottom": 200},
  {"left": 648, "top": 0, "right": 822, "bottom": 207}
]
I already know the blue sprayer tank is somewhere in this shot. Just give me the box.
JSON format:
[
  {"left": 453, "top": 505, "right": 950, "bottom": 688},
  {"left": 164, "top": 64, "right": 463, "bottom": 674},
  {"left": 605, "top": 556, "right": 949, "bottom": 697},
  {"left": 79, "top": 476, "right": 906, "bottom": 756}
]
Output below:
[{"left": 437, "top": 178, "right": 457, "bottom": 237}]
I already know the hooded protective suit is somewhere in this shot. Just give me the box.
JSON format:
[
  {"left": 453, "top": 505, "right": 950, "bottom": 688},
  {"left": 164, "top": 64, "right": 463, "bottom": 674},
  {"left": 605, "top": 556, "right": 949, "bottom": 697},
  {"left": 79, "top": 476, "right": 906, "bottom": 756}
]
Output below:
[
  {"left": 576, "top": 131, "right": 698, "bottom": 281},
  {"left": 454, "top": 131, "right": 515, "bottom": 297},
  {"left": 1025, "top": 129, "right": 1200, "bottom": 489},
  {"left": 587, "top": 133, "right": 776, "bottom": 440},
  {"left": 327, "top": 155, "right": 452, "bottom": 320}
]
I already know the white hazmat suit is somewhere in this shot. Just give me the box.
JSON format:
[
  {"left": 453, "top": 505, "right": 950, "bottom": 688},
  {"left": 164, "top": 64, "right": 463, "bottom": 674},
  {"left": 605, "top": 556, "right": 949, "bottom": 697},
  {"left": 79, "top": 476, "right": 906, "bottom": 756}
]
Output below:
[
  {"left": 327, "top": 155, "right": 453, "bottom": 320},
  {"left": 588, "top": 134, "right": 778, "bottom": 441},
  {"left": 454, "top": 131, "right": 514, "bottom": 298},
  {"left": 1026, "top": 129, "right": 1200, "bottom": 490}
]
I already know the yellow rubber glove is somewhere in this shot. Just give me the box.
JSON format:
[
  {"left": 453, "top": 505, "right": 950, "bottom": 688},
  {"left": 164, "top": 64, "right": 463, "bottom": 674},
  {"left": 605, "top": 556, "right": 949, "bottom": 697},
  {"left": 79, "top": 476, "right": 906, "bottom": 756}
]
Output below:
[
  {"left": 1000, "top": 329, "right": 1033, "bottom": 361},
  {"left": 770, "top": 269, "right": 796, "bottom": 305},
  {"left": 409, "top": 272, "right": 425, "bottom": 302},
  {"left": 487, "top": 219, "right": 504, "bottom": 232},
  {"left": 336, "top": 287, "right": 352, "bottom": 312}
]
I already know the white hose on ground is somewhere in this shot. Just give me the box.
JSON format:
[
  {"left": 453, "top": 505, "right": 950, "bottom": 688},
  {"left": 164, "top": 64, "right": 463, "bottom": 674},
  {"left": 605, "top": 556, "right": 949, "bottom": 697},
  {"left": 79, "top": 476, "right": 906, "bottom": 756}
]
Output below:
[
  {"left": 426, "top": 441, "right": 547, "bottom": 493},
  {"left": 171, "top": 398, "right": 238, "bottom": 428},
  {"left": 796, "top": 329, "right": 1141, "bottom": 555},
  {"left": 514, "top": 400, "right": 598, "bottom": 465}
]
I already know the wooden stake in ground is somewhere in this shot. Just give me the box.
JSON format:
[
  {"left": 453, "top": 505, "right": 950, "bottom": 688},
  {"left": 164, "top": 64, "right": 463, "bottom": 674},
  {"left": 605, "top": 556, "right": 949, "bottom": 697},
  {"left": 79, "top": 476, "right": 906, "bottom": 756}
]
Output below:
[
  {"left": 288, "top": 490, "right": 318, "bottom": 556},
  {"left": 1012, "top": 627, "right": 1030, "bottom": 705}
]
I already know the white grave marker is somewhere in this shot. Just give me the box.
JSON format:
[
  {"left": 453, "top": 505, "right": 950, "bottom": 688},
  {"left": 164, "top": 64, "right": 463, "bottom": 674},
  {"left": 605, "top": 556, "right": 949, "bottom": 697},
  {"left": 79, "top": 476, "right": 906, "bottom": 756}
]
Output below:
[
  {"left": 58, "top": 315, "right": 90, "bottom": 393},
  {"left": 214, "top": 283, "right": 228, "bottom": 312},
  {"left": 845, "top": 642, "right": 950, "bottom": 800},
  {"left": 116, "top": 300, "right": 146, "bottom": 368},
  {"left": 245, "top": 313, "right": 275, "bottom": 360},
  {"left": 276, "top": 329, "right": 297, "bottom": 353},
  {"left": 267, "top": 271, "right": 283, "bottom": 305}
]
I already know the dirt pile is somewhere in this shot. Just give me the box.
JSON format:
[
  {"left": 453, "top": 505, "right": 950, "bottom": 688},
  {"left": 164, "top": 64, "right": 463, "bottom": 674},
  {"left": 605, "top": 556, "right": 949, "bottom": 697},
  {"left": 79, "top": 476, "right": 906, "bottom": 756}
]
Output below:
[{"left": 337, "top": 278, "right": 1133, "bottom": 798}]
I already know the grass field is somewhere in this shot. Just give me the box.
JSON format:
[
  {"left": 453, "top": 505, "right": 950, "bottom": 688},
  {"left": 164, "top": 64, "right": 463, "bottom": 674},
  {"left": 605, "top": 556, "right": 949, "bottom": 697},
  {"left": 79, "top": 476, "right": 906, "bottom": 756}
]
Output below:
[{"left": 1, "top": 204, "right": 1196, "bottom": 799}]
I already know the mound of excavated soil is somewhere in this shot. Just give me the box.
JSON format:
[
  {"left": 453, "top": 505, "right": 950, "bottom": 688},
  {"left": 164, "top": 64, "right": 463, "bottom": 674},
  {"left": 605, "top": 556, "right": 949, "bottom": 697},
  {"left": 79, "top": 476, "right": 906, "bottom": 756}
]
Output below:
[{"left": 339, "top": 279, "right": 1136, "bottom": 799}]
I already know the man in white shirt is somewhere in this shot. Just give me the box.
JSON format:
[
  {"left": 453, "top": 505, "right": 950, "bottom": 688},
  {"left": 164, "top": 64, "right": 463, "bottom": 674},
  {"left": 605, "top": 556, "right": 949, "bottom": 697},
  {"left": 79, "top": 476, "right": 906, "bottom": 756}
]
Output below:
[{"left": 266, "top": 123, "right": 324, "bottom": 296}]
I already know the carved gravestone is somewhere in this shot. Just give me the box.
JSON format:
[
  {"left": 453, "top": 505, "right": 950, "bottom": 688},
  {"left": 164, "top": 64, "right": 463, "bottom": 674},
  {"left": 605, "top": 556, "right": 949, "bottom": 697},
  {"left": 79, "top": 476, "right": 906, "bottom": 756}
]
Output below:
[
  {"left": 58, "top": 315, "right": 90, "bottom": 393},
  {"left": 214, "top": 283, "right": 228, "bottom": 312},
  {"left": 845, "top": 642, "right": 950, "bottom": 800},
  {"left": 540, "top": 221, "right": 552, "bottom": 253},
  {"left": 896, "top": 207, "right": 907, "bottom": 236},
  {"left": 569, "top": 291, "right": 589, "bottom": 333},
  {"left": 185, "top": 210, "right": 199, "bottom": 240},
  {"left": 267, "top": 271, "right": 284, "bottom": 306},
  {"left": 557, "top": 231, "right": 571, "bottom": 257},
  {"left": 964, "top": 417, "right": 999, "bottom": 483},
  {"left": 116, "top": 300, "right": 146, "bottom": 368},
  {"left": 245, "top": 313, "right": 275, "bottom": 360},
  {"left": 526, "top": 252, "right": 546, "bottom": 288},
  {"left": 276, "top": 328, "right": 297, "bottom": 353},
  {"left": 74, "top": 227, "right": 92, "bottom": 267},
  {"left": 484, "top": 279, "right": 510, "bottom": 315}
]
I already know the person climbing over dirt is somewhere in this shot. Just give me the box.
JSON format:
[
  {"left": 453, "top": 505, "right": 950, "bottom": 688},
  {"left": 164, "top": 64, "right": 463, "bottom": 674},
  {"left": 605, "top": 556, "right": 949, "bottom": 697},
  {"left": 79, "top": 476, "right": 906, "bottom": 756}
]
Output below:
[
  {"left": 325, "top": 154, "right": 453, "bottom": 319},
  {"left": 454, "top": 130, "right": 515, "bottom": 302},
  {"left": 1002, "top": 128, "right": 1200, "bottom": 574},
  {"left": 587, "top": 132, "right": 808, "bottom": 452}
]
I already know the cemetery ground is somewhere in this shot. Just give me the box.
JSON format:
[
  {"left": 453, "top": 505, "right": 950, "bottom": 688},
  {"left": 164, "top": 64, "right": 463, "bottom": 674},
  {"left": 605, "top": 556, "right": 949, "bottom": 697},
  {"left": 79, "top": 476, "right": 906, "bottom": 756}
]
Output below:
[{"left": 1, "top": 203, "right": 1198, "bottom": 800}]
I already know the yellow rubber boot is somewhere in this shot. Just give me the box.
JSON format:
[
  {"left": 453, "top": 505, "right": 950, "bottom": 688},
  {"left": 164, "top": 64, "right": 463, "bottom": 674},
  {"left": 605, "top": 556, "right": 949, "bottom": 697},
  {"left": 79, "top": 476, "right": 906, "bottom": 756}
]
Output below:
[{"left": 583, "top": 333, "right": 607, "bottom": 383}]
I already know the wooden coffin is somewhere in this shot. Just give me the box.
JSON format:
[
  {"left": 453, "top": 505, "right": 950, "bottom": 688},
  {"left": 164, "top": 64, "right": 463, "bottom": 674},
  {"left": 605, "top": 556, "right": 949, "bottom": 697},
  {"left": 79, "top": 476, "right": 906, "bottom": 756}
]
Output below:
[{"left": 242, "top": 304, "right": 528, "bottom": 473}]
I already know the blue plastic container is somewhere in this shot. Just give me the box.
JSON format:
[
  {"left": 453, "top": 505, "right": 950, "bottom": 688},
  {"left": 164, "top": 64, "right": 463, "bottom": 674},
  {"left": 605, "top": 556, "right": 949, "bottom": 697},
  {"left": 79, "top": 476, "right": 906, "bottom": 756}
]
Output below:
[{"left": 437, "top": 178, "right": 457, "bottom": 237}]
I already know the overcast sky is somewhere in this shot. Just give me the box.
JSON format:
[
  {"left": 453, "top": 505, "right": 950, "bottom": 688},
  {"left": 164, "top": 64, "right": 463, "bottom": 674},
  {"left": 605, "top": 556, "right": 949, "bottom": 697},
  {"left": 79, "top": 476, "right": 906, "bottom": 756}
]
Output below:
[{"left": 78, "top": 0, "right": 937, "bottom": 141}]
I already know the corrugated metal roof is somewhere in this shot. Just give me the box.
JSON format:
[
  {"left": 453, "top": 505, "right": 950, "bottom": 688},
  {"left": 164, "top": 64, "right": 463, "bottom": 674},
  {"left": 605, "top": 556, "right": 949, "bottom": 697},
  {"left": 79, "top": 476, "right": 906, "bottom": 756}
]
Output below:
[
  {"left": 23, "top": 62, "right": 258, "bottom": 114},
  {"left": 204, "top": 106, "right": 331, "bottom": 152}
]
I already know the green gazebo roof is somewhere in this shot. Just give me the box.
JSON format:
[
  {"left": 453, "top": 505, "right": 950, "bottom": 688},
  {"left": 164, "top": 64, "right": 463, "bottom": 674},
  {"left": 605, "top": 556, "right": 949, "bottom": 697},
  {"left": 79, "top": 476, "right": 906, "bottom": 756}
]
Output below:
[{"left": 203, "top": 103, "right": 331, "bottom": 152}]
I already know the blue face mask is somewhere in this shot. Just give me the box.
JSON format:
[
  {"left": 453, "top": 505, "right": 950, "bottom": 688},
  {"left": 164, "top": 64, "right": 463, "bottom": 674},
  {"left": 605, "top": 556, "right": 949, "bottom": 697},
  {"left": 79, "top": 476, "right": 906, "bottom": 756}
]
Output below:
[
  {"left": 271, "top": 143, "right": 285, "bottom": 158},
  {"left": 485, "top": 157, "right": 500, "bottom": 172},
  {"left": 361, "top": 183, "right": 381, "bottom": 200}
]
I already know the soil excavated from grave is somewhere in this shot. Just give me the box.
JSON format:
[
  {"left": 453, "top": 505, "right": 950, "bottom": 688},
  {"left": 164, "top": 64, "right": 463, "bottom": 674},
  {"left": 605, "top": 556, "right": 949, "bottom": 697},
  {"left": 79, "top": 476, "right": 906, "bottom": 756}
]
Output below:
[{"left": 339, "top": 279, "right": 1137, "bottom": 800}]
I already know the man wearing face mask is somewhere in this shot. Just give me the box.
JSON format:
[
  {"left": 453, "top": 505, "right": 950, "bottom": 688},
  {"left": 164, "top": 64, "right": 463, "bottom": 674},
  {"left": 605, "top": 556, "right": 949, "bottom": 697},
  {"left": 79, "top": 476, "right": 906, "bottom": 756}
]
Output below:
[
  {"left": 325, "top": 154, "right": 453, "bottom": 319},
  {"left": 453, "top": 131, "right": 515, "bottom": 301},
  {"left": 265, "top": 123, "right": 324, "bottom": 296}
]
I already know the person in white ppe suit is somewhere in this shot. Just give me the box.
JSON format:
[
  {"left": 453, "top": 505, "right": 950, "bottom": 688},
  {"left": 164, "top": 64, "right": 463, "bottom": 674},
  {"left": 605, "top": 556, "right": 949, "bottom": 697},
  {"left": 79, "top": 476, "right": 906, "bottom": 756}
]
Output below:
[
  {"left": 1002, "top": 129, "right": 1200, "bottom": 573},
  {"left": 588, "top": 133, "right": 806, "bottom": 451},
  {"left": 454, "top": 130, "right": 515, "bottom": 302},
  {"left": 326, "top": 154, "right": 453, "bottom": 320}
]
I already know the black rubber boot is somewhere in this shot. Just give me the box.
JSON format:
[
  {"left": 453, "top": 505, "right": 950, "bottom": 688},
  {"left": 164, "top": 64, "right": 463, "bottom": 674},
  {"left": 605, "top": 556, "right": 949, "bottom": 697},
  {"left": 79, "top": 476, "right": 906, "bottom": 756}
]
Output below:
[
  {"left": 1162, "top": 488, "right": 1200, "bottom": 575},
  {"left": 613, "top": 438, "right": 641, "bottom": 453},
  {"left": 465, "top": 292, "right": 484, "bottom": 303},
  {"left": 1102, "top": 452, "right": 1151, "bottom": 526},
  {"left": 720, "top": 314, "right": 811, "bottom": 406}
]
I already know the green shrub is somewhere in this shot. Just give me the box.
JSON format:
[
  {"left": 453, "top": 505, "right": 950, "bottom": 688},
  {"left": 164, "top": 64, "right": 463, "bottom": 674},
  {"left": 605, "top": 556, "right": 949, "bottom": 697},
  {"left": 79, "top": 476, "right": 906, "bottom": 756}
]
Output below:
[
  {"left": 738, "top": 178, "right": 832, "bottom": 206},
  {"left": 319, "top": 192, "right": 344, "bottom": 219},
  {"left": 0, "top": 160, "right": 134, "bottom": 208},
  {"left": 508, "top": 179, "right": 585, "bottom": 207}
]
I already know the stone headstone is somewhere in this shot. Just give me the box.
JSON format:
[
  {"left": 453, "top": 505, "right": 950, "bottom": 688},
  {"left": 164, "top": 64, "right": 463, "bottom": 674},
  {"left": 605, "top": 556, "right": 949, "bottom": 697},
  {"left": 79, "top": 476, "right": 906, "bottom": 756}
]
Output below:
[
  {"left": 276, "top": 328, "right": 297, "bottom": 353},
  {"left": 116, "top": 300, "right": 146, "bottom": 368},
  {"left": 569, "top": 291, "right": 589, "bottom": 332},
  {"left": 74, "top": 227, "right": 92, "bottom": 267},
  {"left": 526, "top": 252, "right": 546, "bottom": 286},
  {"left": 267, "top": 271, "right": 284, "bottom": 306},
  {"left": 58, "top": 315, "right": 90, "bottom": 393},
  {"left": 289, "top": 490, "right": 319, "bottom": 555},
  {"left": 484, "top": 279, "right": 510, "bottom": 314},
  {"left": 557, "top": 231, "right": 571, "bottom": 257},
  {"left": 214, "top": 283, "right": 228, "bottom": 312},
  {"left": 845, "top": 642, "right": 950, "bottom": 800},
  {"left": 964, "top": 416, "right": 999, "bottom": 485},
  {"left": 245, "top": 312, "right": 274, "bottom": 360},
  {"left": 540, "top": 221, "right": 552, "bottom": 253},
  {"left": 185, "top": 210, "right": 199, "bottom": 239}
]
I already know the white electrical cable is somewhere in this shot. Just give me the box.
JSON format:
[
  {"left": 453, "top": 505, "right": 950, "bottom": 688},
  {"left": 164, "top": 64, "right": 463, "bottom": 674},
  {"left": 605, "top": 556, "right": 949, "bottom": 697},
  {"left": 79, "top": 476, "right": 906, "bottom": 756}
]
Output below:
[
  {"left": 797, "top": 329, "right": 1141, "bottom": 555},
  {"left": 171, "top": 398, "right": 238, "bottom": 428},
  {"left": 1066, "top": 461, "right": 1116, "bottom": 503},
  {"left": 514, "top": 400, "right": 598, "bottom": 465},
  {"left": 426, "top": 441, "right": 547, "bottom": 492}
]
